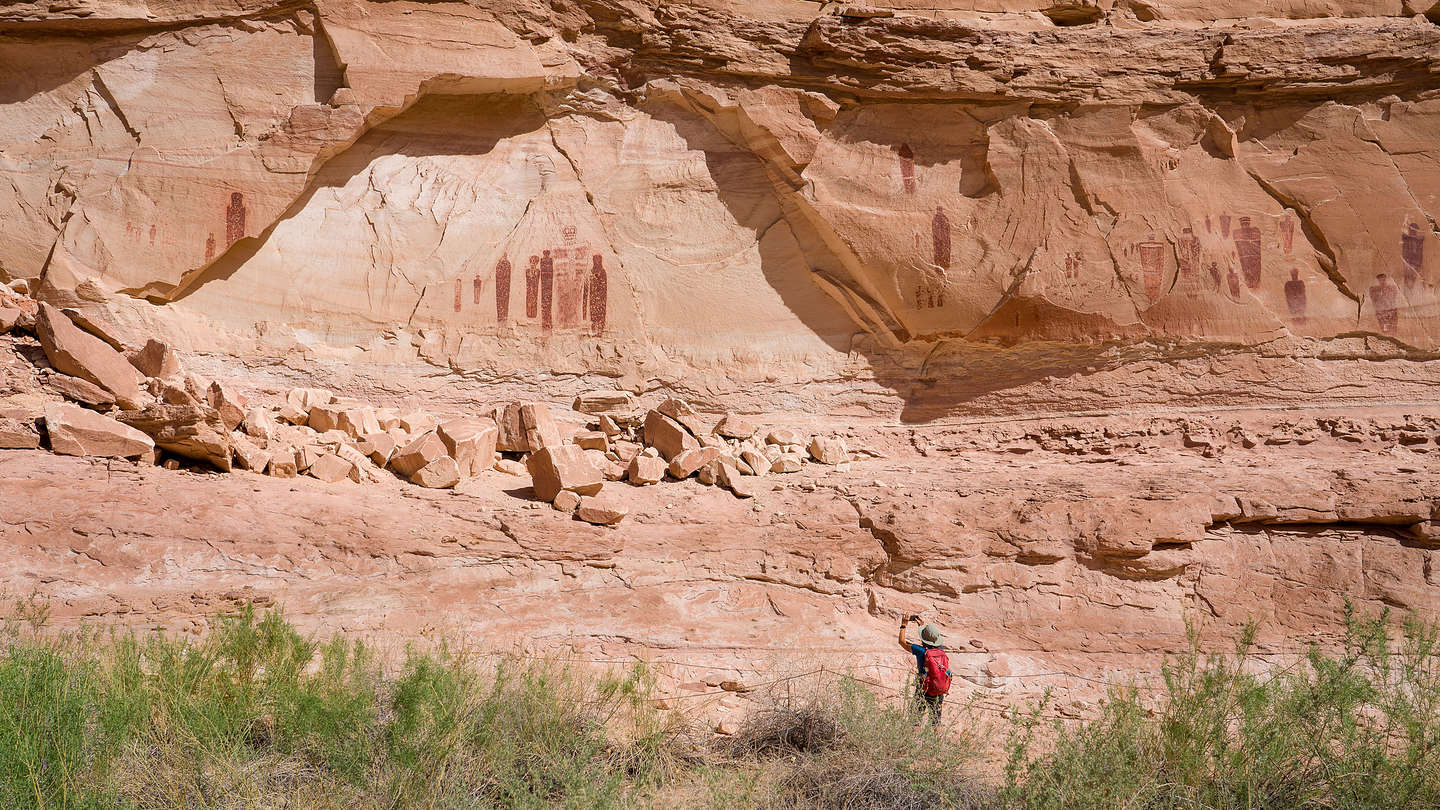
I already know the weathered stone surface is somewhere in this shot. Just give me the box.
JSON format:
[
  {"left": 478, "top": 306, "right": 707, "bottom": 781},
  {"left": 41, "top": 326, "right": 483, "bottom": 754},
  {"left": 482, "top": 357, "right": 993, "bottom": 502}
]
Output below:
[
  {"left": 739, "top": 448, "right": 770, "bottom": 477},
  {"left": 627, "top": 454, "right": 667, "bottom": 485},
  {"left": 657, "top": 398, "right": 711, "bottom": 437},
  {"left": 34, "top": 304, "right": 146, "bottom": 409},
  {"left": 715, "top": 414, "right": 758, "bottom": 440},
  {"left": 520, "top": 403, "right": 561, "bottom": 451},
  {"left": 494, "top": 458, "right": 528, "bottom": 476},
  {"left": 574, "top": 431, "right": 607, "bottom": 451},
  {"left": 307, "top": 403, "right": 343, "bottom": 434},
  {"left": 766, "top": 429, "right": 804, "bottom": 446},
  {"left": 412, "top": 456, "right": 461, "bottom": 488},
  {"left": 668, "top": 446, "right": 720, "bottom": 479},
  {"left": 437, "top": 416, "right": 499, "bottom": 476},
  {"left": 573, "top": 391, "right": 638, "bottom": 416},
  {"left": 390, "top": 431, "right": 448, "bottom": 478},
  {"left": 576, "top": 495, "right": 628, "bottom": 526},
  {"left": 808, "top": 436, "right": 848, "bottom": 465},
  {"left": 266, "top": 454, "right": 298, "bottom": 478},
  {"left": 115, "top": 404, "right": 233, "bottom": 471},
  {"left": 207, "top": 382, "right": 245, "bottom": 432},
  {"left": 44, "top": 373, "right": 115, "bottom": 408},
  {"left": 357, "top": 432, "right": 398, "bottom": 466},
  {"left": 44, "top": 403, "right": 153, "bottom": 459},
  {"left": 285, "top": 388, "right": 331, "bottom": 414},
  {"left": 527, "top": 444, "right": 604, "bottom": 502},
  {"left": 492, "top": 403, "right": 528, "bottom": 453},
  {"left": 771, "top": 454, "right": 804, "bottom": 473},
  {"left": 553, "top": 489, "right": 582, "bottom": 513},
  {"left": 127, "top": 339, "right": 182, "bottom": 379},
  {"left": 716, "top": 462, "right": 757, "bottom": 498},
  {"left": 644, "top": 410, "right": 699, "bottom": 461},
  {"left": 336, "top": 406, "right": 381, "bottom": 439},
  {"left": 308, "top": 453, "right": 354, "bottom": 484},
  {"left": 231, "top": 433, "right": 271, "bottom": 472},
  {"left": 0, "top": 305, "right": 19, "bottom": 334},
  {"left": 0, "top": 416, "right": 42, "bottom": 449}
]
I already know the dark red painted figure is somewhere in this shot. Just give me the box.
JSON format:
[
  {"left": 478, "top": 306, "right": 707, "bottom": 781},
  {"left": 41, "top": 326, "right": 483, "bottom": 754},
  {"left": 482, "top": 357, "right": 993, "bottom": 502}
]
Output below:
[
  {"left": 898, "top": 143, "right": 916, "bottom": 195},
  {"left": 148, "top": 224, "right": 156, "bottom": 246},
  {"left": 495, "top": 256, "right": 512, "bottom": 322},
  {"left": 205, "top": 234, "right": 216, "bottom": 261},
  {"left": 931, "top": 207, "right": 950, "bottom": 270},
  {"left": 540, "top": 250, "right": 555, "bottom": 331},
  {"left": 473, "top": 275, "right": 482, "bottom": 306},
  {"left": 1226, "top": 267, "right": 1241, "bottom": 299},
  {"left": 1178, "top": 228, "right": 1200, "bottom": 282},
  {"left": 453, "top": 278, "right": 462, "bottom": 313},
  {"left": 1219, "top": 214, "right": 1232, "bottom": 238},
  {"left": 1402, "top": 223, "right": 1426, "bottom": 291},
  {"left": 1137, "top": 234, "right": 1165, "bottom": 302},
  {"left": 1207, "top": 261, "right": 1222, "bottom": 291},
  {"left": 1369, "top": 273, "right": 1400, "bottom": 334},
  {"left": 1284, "top": 268, "right": 1307, "bottom": 323},
  {"left": 1234, "top": 216, "right": 1262, "bottom": 289},
  {"left": 525, "top": 255, "right": 540, "bottom": 319},
  {"left": 1280, "top": 219, "right": 1295, "bottom": 255},
  {"left": 225, "top": 192, "right": 246, "bottom": 246},
  {"left": 588, "top": 253, "right": 607, "bottom": 334}
]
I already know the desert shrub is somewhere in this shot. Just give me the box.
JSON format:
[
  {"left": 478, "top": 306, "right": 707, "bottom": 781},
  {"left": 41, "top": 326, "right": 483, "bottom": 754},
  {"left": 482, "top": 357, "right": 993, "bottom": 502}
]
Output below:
[
  {"left": 729, "top": 677, "right": 989, "bottom": 810},
  {"left": 1000, "top": 604, "right": 1440, "bottom": 810}
]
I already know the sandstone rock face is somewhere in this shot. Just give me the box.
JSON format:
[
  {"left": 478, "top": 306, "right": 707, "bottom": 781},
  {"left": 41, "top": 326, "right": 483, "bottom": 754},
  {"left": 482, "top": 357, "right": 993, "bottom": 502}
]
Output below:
[
  {"left": 437, "top": 417, "right": 499, "bottom": 476},
  {"left": 44, "top": 374, "right": 115, "bottom": 408},
  {"left": 0, "top": 417, "right": 42, "bottom": 449},
  {"left": 43, "top": 403, "right": 153, "bottom": 459},
  {"left": 34, "top": 305, "right": 146, "bottom": 409}
]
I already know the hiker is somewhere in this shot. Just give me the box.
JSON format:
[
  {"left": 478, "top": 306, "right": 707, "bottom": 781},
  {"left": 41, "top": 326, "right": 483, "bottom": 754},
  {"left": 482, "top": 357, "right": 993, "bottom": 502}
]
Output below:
[{"left": 899, "top": 614, "right": 951, "bottom": 726}]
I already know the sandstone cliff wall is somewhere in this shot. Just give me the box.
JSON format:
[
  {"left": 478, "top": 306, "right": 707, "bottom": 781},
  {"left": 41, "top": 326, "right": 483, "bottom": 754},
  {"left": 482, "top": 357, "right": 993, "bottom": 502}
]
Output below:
[{"left": 3, "top": 0, "right": 1438, "bottom": 418}]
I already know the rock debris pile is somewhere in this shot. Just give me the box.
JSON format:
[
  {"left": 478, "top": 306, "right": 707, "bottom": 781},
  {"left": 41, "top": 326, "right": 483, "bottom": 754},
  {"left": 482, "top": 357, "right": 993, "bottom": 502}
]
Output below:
[{"left": 1, "top": 284, "right": 850, "bottom": 525}]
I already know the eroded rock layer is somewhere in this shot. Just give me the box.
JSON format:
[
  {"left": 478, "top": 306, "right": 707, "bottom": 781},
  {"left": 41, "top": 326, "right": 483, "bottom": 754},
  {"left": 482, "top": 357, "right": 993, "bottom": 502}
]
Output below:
[{"left": 2, "top": 0, "right": 1438, "bottom": 417}]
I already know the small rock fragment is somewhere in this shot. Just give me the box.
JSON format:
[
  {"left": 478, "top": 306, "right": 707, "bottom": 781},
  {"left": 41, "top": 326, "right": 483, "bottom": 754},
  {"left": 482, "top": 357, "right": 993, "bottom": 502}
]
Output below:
[
  {"left": 553, "top": 490, "right": 582, "bottom": 513},
  {"left": 127, "top": 339, "right": 182, "bottom": 378},
  {"left": 390, "top": 431, "right": 448, "bottom": 478},
  {"left": 766, "top": 428, "right": 803, "bottom": 446},
  {"left": 266, "top": 454, "right": 298, "bottom": 478},
  {"left": 668, "top": 446, "right": 719, "bottom": 479},
  {"left": 715, "top": 414, "right": 757, "bottom": 440},
  {"left": 494, "top": 458, "right": 528, "bottom": 476},
  {"left": 206, "top": 381, "right": 246, "bottom": 431},
  {"left": 574, "top": 431, "right": 608, "bottom": 451},
  {"left": 308, "top": 453, "right": 354, "bottom": 483},
  {"left": 231, "top": 433, "right": 271, "bottom": 472}
]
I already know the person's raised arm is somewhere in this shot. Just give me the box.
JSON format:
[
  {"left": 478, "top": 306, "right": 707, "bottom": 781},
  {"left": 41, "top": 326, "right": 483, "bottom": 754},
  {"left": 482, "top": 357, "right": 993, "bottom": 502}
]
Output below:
[{"left": 898, "top": 614, "right": 919, "bottom": 651}]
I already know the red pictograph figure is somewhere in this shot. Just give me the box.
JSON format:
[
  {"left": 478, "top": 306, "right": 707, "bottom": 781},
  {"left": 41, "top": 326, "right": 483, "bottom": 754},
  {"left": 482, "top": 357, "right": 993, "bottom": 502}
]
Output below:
[
  {"left": 1401, "top": 222, "right": 1426, "bottom": 291},
  {"left": 588, "top": 253, "right": 608, "bottom": 335},
  {"left": 495, "top": 256, "right": 512, "bottom": 322},
  {"left": 1369, "top": 273, "right": 1400, "bottom": 334},
  {"left": 897, "top": 143, "right": 916, "bottom": 195},
  {"left": 1284, "top": 268, "right": 1307, "bottom": 323},
  {"left": 1137, "top": 234, "right": 1166, "bottom": 302},
  {"left": 525, "top": 255, "right": 540, "bottom": 319},
  {"left": 1226, "top": 266, "right": 1242, "bottom": 299},
  {"left": 1207, "top": 261, "right": 1222, "bottom": 291},
  {"left": 148, "top": 224, "right": 156, "bottom": 246},
  {"left": 473, "top": 275, "right": 482, "bottom": 307},
  {"left": 1280, "top": 219, "right": 1295, "bottom": 255},
  {"left": 453, "top": 278, "right": 462, "bottom": 313},
  {"left": 931, "top": 207, "right": 951, "bottom": 269},
  {"left": 1234, "top": 216, "right": 1262, "bottom": 289},
  {"left": 1219, "top": 214, "right": 1232, "bottom": 238},
  {"left": 1205, "top": 215, "right": 1213, "bottom": 234},
  {"left": 1064, "top": 252, "right": 1081, "bottom": 280},
  {"left": 205, "top": 234, "right": 216, "bottom": 261},
  {"left": 555, "top": 226, "right": 589, "bottom": 327},
  {"left": 1178, "top": 228, "right": 1200, "bottom": 283},
  {"left": 540, "top": 249, "right": 555, "bottom": 331},
  {"left": 225, "top": 192, "right": 247, "bottom": 247}
]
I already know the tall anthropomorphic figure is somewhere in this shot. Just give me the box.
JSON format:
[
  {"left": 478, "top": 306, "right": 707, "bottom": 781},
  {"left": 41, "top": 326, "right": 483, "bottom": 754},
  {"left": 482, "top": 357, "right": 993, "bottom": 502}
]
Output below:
[
  {"left": 1369, "top": 273, "right": 1400, "bottom": 334},
  {"left": 540, "top": 249, "right": 555, "bottom": 331},
  {"left": 588, "top": 253, "right": 607, "bottom": 335},
  {"left": 525, "top": 255, "right": 540, "bottom": 320},
  {"left": 495, "top": 256, "right": 512, "bottom": 322}
]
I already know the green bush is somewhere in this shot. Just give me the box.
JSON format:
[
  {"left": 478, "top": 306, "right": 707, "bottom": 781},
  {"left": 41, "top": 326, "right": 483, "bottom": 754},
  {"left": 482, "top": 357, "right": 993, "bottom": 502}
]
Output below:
[{"left": 1000, "top": 603, "right": 1440, "bottom": 810}]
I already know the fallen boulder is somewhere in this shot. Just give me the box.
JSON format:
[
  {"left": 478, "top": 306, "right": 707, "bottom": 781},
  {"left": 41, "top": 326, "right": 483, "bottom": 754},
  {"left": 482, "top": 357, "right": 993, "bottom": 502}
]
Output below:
[
  {"left": 115, "top": 403, "right": 233, "bottom": 471},
  {"left": 715, "top": 414, "right": 758, "bottom": 440},
  {"left": 390, "top": 431, "right": 448, "bottom": 478},
  {"left": 308, "top": 453, "right": 354, "bottom": 483},
  {"left": 766, "top": 428, "right": 803, "bottom": 446},
  {"left": 127, "top": 339, "right": 182, "bottom": 379},
  {"left": 627, "top": 454, "right": 666, "bottom": 485},
  {"left": 643, "top": 410, "right": 698, "bottom": 460},
  {"left": 0, "top": 305, "right": 19, "bottom": 334},
  {"left": 807, "top": 435, "right": 848, "bottom": 465},
  {"left": 44, "top": 403, "right": 153, "bottom": 459},
  {"left": 521, "top": 403, "right": 560, "bottom": 451},
  {"left": 266, "top": 455, "right": 298, "bottom": 478},
  {"left": 412, "top": 456, "right": 461, "bottom": 488},
  {"left": 576, "top": 495, "right": 628, "bottom": 525},
  {"left": 739, "top": 448, "right": 770, "bottom": 477},
  {"left": 207, "top": 382, "right": 245, "bottom": 432},
  {"left": 527, "top": 444, "right": 604, "bottom": 502},
  {"left": 231, "top": 433, "right": 271, "bottom": 472},
  {"left": 553, "top": 490, "right": 582, "bottom": 513},
  {"left": 572, "top": 390, "right": 639, "bottom": 416},
  {"left": 657, "top": 398, "right": 710, "bottom": 436},
  {"left": 34, "top": 304, "right": 147, "bottom": 409},
  {"left": 438, "top": 416, "right": 499, "bottom": 476},
  {"left": 44, "top": 373, "right": 115, "bottom": 408},
  {"left": 668, "top": 446, "right": 719, "bottom": 479}
]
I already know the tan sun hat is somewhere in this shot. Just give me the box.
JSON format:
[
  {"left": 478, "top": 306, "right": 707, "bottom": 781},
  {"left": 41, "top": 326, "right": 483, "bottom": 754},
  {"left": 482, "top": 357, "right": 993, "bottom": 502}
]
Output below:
[{"left": 920, "top": 624, "right": 942, "bottom": 647}]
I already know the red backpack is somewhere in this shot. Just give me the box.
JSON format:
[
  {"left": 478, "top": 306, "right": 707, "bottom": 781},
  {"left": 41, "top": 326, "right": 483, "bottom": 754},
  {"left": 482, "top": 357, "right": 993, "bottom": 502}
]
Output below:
[{"left": 922, "top": 647, "right": 952, "bottom": 696}]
